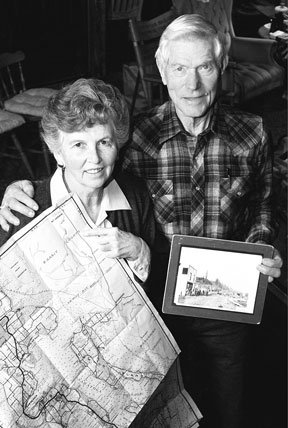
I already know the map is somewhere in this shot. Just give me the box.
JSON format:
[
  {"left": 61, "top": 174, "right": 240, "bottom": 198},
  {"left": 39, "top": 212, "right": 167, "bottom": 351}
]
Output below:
[{"left": 0, "top": 194, "right": 201, "bottom": 428}]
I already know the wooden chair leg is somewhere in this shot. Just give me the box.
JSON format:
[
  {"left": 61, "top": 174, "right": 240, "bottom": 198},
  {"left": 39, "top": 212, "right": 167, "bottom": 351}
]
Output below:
[
  {"left": 130, "top": 70, "right": 141, "bottom": 116},
  {"left": 10, "top": 131, "right": 34, "bottom": 179}
]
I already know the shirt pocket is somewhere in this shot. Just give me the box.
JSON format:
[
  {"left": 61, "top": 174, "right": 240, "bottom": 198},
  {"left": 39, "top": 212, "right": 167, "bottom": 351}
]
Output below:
[
  {"left": 220, "top": 175, "right": 251, "bottom": 223},
  {"left": 146, "top": 179, "right": 174, "bottom": 224}
]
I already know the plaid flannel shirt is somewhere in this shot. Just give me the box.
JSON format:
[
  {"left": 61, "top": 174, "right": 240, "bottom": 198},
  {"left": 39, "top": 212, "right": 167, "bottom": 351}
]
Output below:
[{"left": 121, "top": 101, "right": 275, "bottom": 247}]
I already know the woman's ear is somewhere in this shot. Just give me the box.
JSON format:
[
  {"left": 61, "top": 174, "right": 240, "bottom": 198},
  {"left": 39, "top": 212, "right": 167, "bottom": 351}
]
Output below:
[{"left": 54, "top": 151, "right": 65, "bottom": 168}]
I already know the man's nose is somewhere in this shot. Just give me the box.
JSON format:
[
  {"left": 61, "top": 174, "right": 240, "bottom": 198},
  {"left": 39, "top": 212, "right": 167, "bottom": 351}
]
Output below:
[{"left": 185, "top": 69, "right": 200, "bottom": 90}]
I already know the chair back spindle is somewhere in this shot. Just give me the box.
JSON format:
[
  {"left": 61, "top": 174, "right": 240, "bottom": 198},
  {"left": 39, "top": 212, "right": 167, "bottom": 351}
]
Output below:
[
  {"left": 128, "top": 8, "right": 178, "bottom": 113},
  {"left": 0, "top": 51, "right": 26, "bottom": 99},
  {"left": 108, "top": 0, "right": 143, "bottom": 21},
  {"left": 0, "top": 50, "right": 58, "bottom": 176}
]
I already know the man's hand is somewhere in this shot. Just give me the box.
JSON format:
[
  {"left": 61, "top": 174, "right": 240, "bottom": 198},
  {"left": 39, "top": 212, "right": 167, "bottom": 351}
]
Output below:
[
  {"left": 0, "top": 180, "right": 38, "bottom": 231},
  {"left": 257, "top": 249, "right": 283, "bottom": 283}
]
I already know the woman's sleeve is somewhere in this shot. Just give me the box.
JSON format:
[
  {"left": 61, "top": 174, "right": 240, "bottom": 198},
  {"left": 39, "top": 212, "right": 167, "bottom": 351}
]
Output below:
[{"left": 126, "top": 238, "right": 151, "bottom": 282}]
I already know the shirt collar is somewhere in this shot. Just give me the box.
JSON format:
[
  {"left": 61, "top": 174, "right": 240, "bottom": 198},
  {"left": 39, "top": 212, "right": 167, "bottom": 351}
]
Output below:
[
  {"left": 159, "top": 101, "right": 261, "bottom": 155},
  {"left": 159, "top": 101, "right": 216, "bottom": 144},
  {"left": 50, "top": 168, "right": 131, "bottom": 225},
  {"left": 158, "top": 101, "right": 183, "bottom": 146}
]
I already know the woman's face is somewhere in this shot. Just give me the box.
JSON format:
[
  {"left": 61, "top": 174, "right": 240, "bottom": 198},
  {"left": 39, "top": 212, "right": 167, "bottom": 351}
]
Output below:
[{"left": 55, "top": 123, "right": 118, "bottom": 195}]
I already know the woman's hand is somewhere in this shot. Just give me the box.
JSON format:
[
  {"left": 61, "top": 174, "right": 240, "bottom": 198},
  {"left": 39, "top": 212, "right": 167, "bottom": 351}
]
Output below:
[
  {"left": 0, "top": 180, "right": 38, "bottom": 231},
  {"left": 82, "top": 226, "right": 151, "bottom": 282},
  {"left": 257, "top": 249, "right": 283, "bottom": 283},
  {"left": 82, "top": 226, "right": 142, "bottom": 260}
]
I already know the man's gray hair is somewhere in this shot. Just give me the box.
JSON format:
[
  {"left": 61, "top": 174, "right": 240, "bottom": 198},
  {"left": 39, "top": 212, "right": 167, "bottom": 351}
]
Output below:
[{"left": 155, "top": 14, "right": 228, "bottom": 72}]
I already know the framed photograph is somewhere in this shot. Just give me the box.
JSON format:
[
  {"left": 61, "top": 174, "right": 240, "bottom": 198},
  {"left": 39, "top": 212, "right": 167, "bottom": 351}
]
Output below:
[{"left": 162, "top": 235, "right": 274, "bottom": 324}]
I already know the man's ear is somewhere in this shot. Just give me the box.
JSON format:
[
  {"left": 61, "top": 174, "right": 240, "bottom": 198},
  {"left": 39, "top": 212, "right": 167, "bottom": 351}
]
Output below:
[{"left": 156, "top": 58, "right": 167, "bottom": 86}]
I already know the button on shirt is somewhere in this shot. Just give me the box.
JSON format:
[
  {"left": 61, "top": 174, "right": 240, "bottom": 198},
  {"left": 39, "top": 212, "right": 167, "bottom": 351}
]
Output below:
[
  {"left": 50, "top": 168, "right": 151, "bottom": 282},
  {"left": 122, "top": 101, "right": 274, "bottom": 245}
]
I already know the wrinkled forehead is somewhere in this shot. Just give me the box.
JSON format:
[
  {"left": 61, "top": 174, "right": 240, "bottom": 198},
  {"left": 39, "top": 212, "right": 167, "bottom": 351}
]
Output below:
[
  {"left": 168, "top": 34, "right": 219, "bottom": 60},
  {"left": 166, "top": 37, "right": 219, "bottom": 69}
]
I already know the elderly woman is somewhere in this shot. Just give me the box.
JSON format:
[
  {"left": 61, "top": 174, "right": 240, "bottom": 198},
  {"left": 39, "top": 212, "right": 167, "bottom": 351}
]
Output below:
[{"left": 0, "top": 78, "right": 155, "bottom": 283}]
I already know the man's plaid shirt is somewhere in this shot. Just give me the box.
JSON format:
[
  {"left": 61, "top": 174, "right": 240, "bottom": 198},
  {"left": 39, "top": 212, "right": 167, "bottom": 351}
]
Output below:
[{"left": 121, "top": 101, "right": 275, "bottom": 246}]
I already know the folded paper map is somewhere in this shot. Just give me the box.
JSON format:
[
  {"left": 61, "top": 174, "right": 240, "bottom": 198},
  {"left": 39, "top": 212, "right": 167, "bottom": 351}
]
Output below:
[{"left": 0, "top": 194, "right": 201, "bottom": 428}]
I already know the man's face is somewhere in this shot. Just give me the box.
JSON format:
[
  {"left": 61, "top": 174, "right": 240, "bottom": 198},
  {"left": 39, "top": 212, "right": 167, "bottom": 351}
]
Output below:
[{"left": 160, "top": 38, "right": 220, "bottom": 122}]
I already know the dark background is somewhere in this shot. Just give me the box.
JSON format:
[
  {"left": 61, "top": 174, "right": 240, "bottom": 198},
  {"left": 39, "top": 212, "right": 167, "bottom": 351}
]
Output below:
[
  {"left": 0, "top": 0, "right": 176, "bottom": 88},
  {"left": 0, "top": 0, "right": 284, "bottom": 87},
  {"left": 0, "top": 2, "right": 287, "bottom": 427}
]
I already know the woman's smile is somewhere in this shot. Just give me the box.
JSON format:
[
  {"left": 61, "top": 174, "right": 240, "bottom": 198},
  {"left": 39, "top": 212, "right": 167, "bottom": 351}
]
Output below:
[
  {"left": 55, "top": 123, "right": 118, "bottom": 197},
  {"left": 84, "top": 167, "right": 104, "bottom": 175}
]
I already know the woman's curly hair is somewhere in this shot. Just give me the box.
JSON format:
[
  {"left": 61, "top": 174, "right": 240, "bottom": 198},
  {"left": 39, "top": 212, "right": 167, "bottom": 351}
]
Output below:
[{"left": 41, "top": 78, "right": 130, "bottom": 153}]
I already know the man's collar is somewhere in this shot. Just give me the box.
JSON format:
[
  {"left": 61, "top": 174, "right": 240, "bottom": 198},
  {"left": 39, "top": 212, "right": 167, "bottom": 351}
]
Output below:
[
  {"left": 158, "top": 102, "right": 183, "bottom": 145},
  {"left": 50, "top": 168, "right": 131, "bottom": 225},
  {"left": 159, "top": 101, "right": 216, "bottom": 144},
  {"left": 142, "top": 101, "right": 260, "bottom": 157}
]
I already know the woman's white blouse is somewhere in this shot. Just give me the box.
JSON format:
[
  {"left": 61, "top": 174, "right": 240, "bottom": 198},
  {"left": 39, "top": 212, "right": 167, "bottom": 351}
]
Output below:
[{"left": 50, "top": 168, "right": 150, "bottom": 282}]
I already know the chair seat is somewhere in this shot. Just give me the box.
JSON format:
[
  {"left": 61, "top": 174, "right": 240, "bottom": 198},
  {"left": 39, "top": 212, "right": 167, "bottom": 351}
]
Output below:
[
  {"left": 0, "top": 109, "right": 25, "bottom": 133},
  {"left": 231, "top": 62, "right": 284, "bottom": 103},
  {"left": 4, "top": 88, "right": 58, "bottom": 117}
]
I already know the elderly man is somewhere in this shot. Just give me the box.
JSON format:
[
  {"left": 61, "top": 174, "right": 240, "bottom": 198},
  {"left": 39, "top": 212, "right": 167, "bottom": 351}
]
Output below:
[
  {"left": 0, "top": 14, "right": 282, "bottom": 428},
  {"left": 120, "top": 14, "right": 282, "bottom": 428}
]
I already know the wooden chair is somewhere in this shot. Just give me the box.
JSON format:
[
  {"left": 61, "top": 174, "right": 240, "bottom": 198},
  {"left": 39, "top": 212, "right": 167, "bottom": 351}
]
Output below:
[
  {"left": 94, "top": 1, "right": 144, "bottom": 79},
  {"left": 0, "top": 51, "right": 58, "bottom": 175},
  {"left": 0, "top": 107, "right": 35, "bottom": 178},
  {"left": 172, "top": 0, "right": 285, "bottom": 105},
  {"left": 128, "top": 8, "right": 178, "bottom": 115},
  {"left": 107, "top": 0, "right": 144, "bottom": 21},
  {"left": 107, "top": 0, "right": 144, "bottom": 77}
]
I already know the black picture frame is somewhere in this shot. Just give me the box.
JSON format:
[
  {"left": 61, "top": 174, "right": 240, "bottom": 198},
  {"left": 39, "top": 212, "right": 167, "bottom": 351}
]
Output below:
[{"left": 162, "top": 235, "right": 274, "bottom": 324}]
